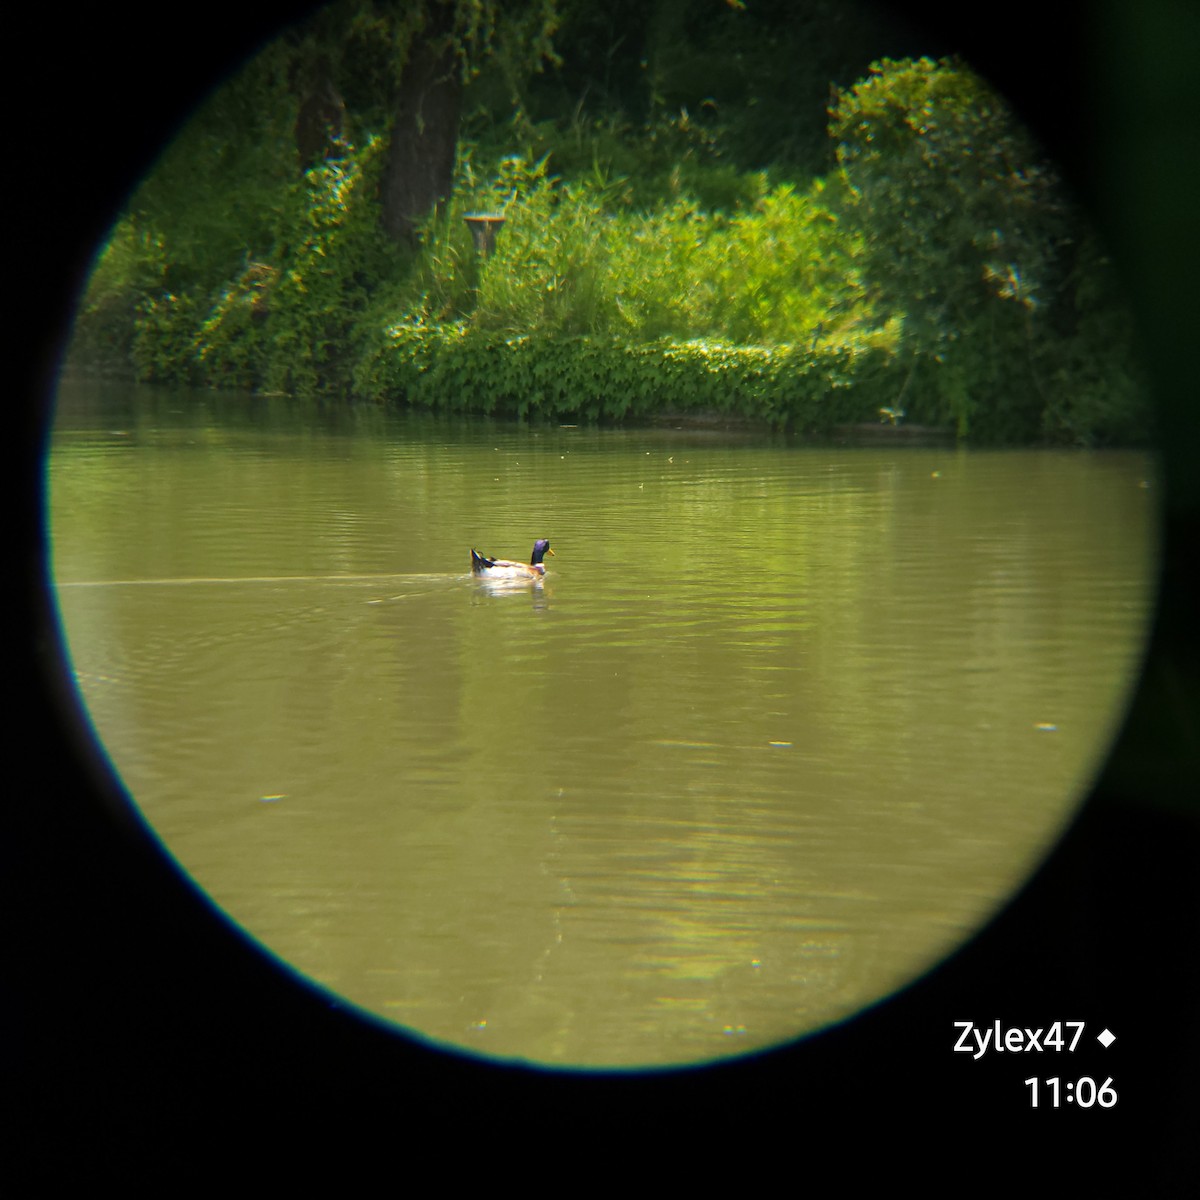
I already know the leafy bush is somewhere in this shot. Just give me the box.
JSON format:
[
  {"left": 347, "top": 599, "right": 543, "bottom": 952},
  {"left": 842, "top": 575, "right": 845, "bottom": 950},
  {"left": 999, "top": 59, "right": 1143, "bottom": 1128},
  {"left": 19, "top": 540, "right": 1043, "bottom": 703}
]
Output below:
[
  {"left": 354, "top": 323, "right": 892, "bottom": 431},
  {"left": 256, "top": 136, "right": 402, "bottom": 395},
  {"left": 127, "top": 43, "right": 298, "bottom": 294},
  {"left": 105, "top": 136, "right": 402, "bottom": 395},
  {"left": 68, "top": 217, "right": 170, "bottom": 368},
  {"left": 827, "top": 56, "right": 1148, "bottom": 443},
  {"left": 830, "top": 57, "right": 1065, "bottom": 343}
]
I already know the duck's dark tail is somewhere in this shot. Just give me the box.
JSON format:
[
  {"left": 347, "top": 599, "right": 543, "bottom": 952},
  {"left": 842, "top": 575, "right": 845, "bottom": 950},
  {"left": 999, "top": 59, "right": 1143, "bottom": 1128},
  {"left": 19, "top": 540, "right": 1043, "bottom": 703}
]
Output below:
[{"left": 470, "top": 548, "right": 495, "bottom": 573}]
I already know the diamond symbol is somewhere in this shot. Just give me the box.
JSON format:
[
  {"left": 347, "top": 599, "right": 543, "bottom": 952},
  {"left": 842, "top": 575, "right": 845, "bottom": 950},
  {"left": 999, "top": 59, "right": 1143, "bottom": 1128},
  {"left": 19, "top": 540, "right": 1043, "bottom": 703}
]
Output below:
[{"left": 1097, "top": 1028, "right": 1116, "bottom": 1048}]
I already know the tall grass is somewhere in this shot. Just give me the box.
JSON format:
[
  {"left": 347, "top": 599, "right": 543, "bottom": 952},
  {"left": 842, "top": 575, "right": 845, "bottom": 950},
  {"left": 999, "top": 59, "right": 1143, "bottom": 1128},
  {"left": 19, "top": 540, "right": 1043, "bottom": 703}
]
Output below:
[{"left": 393, "top": 153, "right": 896, "bottom": 355}]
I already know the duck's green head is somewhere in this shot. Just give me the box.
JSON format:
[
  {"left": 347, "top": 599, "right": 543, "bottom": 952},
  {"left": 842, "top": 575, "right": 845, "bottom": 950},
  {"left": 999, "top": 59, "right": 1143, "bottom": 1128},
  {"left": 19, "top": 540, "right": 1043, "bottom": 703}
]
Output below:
[{"left": 532, "top": 539, "right": 554, "bottom": 566}]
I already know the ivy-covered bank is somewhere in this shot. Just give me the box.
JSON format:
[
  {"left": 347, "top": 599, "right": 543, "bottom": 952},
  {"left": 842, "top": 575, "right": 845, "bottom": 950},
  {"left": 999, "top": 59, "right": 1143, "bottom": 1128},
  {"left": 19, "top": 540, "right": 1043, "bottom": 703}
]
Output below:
[
  {"left": 351, "top": 324, "right": 1151, "bottom": 443},
  {"left": 353, "top": 327, "right": 894, "bottom": 432}
]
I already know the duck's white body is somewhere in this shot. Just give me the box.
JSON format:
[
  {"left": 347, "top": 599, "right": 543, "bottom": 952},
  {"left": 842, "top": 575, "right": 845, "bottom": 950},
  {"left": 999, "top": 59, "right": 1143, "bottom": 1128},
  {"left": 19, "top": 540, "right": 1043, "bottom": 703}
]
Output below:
[{"left": 470, "top": 539, "right": 554, "bottom": 579}]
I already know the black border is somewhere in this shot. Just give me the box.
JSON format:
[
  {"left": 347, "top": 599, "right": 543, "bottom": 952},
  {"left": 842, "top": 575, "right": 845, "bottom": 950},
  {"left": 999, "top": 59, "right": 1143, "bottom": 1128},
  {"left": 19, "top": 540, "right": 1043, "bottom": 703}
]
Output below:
[{"left": 13, "top": 1, "right": 1197, "bottom": 1181}]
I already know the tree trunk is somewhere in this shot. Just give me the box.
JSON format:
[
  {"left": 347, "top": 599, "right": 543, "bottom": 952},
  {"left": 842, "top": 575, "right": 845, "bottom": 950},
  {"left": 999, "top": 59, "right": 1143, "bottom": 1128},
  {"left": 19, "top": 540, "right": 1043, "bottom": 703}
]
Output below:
[
  {"left": 293, "top": 53, "right": 346, "bottom": 173},
  {"left": 380, "top": 25, "right": 463, "bottom": 247}
]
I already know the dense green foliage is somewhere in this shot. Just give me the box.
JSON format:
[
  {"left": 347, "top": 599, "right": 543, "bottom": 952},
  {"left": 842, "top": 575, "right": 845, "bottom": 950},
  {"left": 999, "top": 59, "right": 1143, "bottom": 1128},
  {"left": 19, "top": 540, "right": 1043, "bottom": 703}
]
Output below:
[
  {"left": 354, "top": 325, "right": 891, "bottom": 429},
  {"left": 68, "top": 2, "right": 1150, "bottom": 446},
  {"left": 397, "top": 154, "right": 886, "bottom": 347},
  {"left": 827, "top": 57, "right": 1149, "bottom": 442}
]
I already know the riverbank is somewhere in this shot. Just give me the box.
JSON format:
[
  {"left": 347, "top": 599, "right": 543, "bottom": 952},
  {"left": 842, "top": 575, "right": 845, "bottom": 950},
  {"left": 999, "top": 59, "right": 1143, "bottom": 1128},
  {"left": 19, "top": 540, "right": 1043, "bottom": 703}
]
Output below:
[
  {"left": 65, "top": 319, "right": 1149, "bottom": 446},
  {"left": 350, "top": 325, "right": 899, "bottom": 434},
  {"left": 63, "top": 45, "right": 1154, "bottom": 450}
]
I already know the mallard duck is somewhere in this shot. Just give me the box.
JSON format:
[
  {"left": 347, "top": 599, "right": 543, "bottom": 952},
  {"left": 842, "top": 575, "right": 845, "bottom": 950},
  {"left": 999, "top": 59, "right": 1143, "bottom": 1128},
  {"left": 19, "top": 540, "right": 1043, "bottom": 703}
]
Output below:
[{"left": 470, "top": 538, "right": 555, "bottom": 578}]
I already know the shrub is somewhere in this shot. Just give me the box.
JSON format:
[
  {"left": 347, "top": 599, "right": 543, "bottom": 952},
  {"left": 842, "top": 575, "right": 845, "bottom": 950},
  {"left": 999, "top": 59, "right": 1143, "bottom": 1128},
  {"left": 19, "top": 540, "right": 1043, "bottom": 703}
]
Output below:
[{"left": 354, "top": 324, "right": 892, "bottom": 431}]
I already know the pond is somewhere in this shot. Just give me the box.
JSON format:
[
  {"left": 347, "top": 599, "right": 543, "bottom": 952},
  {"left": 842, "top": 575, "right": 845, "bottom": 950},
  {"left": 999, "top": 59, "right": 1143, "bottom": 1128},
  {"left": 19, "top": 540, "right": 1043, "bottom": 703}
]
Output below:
[{"left": 46, "top": 377, "right": 1158, "bottom": 1068}]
